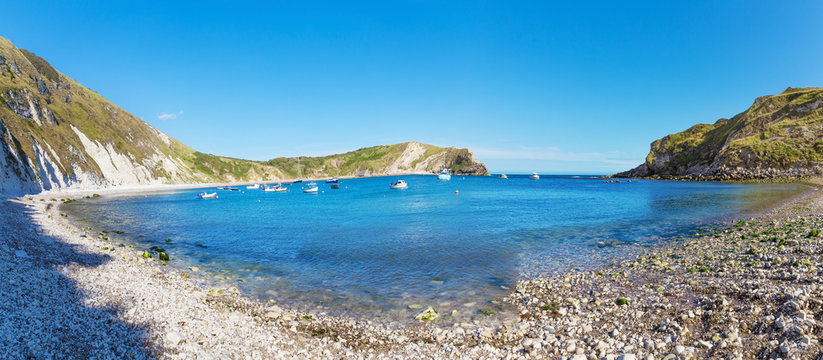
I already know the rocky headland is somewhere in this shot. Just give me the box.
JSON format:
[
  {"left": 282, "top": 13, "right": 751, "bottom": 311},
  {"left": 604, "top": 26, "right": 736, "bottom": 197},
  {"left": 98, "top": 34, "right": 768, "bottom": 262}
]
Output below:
[
  {"left": 616, "top": 87, "right": 823, "bottom": 181},
  {"left": 0, "top": 35, "right": 486, "bottom": 197}
]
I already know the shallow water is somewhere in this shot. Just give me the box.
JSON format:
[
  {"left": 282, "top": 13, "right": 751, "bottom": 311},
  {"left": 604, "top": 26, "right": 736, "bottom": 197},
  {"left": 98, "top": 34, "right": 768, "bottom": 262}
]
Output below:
[{"left": 64, "top": 175, "right": 805, "bottom": 323}]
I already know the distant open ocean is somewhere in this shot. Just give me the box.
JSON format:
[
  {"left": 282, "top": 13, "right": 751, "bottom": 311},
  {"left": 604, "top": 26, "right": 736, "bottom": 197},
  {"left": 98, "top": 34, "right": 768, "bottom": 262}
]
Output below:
[{"left": 63, "top": 175, "right": 806, "bottom": 324}]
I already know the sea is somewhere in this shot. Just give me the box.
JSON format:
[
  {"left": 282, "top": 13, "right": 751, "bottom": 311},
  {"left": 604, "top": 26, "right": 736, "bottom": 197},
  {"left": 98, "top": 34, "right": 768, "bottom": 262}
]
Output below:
[{"left": 62, "top": 175, "right": 807, "bottom": 325}]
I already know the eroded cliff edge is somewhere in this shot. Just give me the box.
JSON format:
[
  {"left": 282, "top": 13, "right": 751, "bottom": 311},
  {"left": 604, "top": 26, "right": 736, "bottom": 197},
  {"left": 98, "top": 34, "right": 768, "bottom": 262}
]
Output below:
[
  {"left": 616, "top": 87, "right": 823, "bottom": 180},
  {"left": 0, "top": 36, "right": 486, "bottom": 196}
]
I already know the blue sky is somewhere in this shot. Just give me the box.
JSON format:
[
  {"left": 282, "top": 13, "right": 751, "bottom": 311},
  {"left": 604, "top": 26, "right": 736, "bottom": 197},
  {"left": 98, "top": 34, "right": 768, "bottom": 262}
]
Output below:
[{"left": 2, "top": 1, "right": 822, "bottom": 174}]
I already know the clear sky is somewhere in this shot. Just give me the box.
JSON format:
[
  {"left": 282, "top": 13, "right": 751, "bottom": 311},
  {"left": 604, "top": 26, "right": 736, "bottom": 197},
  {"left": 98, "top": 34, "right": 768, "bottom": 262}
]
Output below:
[{"left": 2, "top": 1, "right": 822, "bottom": 174}]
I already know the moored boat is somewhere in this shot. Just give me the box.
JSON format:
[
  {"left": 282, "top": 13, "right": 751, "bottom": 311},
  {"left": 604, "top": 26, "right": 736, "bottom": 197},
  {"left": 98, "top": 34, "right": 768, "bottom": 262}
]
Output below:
[
  {"left": 196, "top": 192, "right": 217, "bottom": 199},
  {"left": 326, "top": 177, "right": 339, "bottom": 183},
  {"left": 246, "top": 184, "right": 260, "bottom": 189},
  {"left": 330, "top": 183, "right": 341, "bottom": 189},
  {"left": 293, "top": 157, "right": 304, "bottom": 184},
  {"left": 262, "top": 184, "right": 285, "bottom": 192},
  {"left": 302, "top": 182, "right": 319, "bottom": 193},
  {"left": 437, "top": 166, "right": 451, "bottom": 181},
  {"left": 390, "top": 180, "right": 408, "bottom": 189}
]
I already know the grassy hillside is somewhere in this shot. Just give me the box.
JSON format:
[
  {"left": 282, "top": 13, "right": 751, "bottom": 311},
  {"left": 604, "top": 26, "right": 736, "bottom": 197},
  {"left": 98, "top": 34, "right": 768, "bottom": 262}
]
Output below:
[
  {"left": 265, "top": 143, "right": 486, "bottom": 178},
  {"left": 619, "top": 87, "right": 823, "bottom": 179},
  {"left": 0, "top": 35, "right": 486, "bottom": 194}
]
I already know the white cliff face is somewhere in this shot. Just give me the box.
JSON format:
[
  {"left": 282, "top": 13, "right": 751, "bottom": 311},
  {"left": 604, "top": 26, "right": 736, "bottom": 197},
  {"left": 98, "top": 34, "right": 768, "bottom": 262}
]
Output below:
[
  {"left": 31, "top": 139, "right": 67, "bottom": 191},
  {"left": 27, "top": 97, "right": 42, "bottom": 126},
  {"left": 72, "top": 125, "right": 148, "bottom": 186},
  {"left": 384, "top": 142, "right": 428, "bottom": 174},
  {"left": 0, "top": 140, "right": 38, "bottom": 196},
  {"left": 412, "top": 151, "right": 447, "bottom": 173},
  {"left": 70, "top": 125, "right": 194, "bottom": 187},
  {"left": 0, "top": 120, "right": 198, "bottom": 197}
]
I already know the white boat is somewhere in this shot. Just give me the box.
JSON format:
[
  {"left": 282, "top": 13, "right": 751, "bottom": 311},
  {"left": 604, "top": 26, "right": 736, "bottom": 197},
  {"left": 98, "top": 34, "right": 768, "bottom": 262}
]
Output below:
[
  {"left": 529, "top": 172, "right": 540, "bottom": 180},
  {"left": 437, "top": 166, "right": 451, "bottom": 181},
  {"left": 390, "top": 180, "right": 408, "bottom": 189},
  {"left": 498, "top": 174, "right": 508, "bottom": 179},
  {"left": 196, "top": 192, "right": 217, "bottom": 199},
  {"left": 302, "top": 182, "right": 319, "bottom": 193},
  {"left": 262, "top": 184, "right": 285, "bottom": 192},
  {"left": 246, "top": 184, "right": 260, "bottom": 189}
]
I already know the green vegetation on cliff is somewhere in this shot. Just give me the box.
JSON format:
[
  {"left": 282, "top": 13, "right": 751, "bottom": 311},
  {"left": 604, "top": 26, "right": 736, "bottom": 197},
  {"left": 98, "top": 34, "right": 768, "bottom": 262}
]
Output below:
[
  {"left": 620, "top": 87, "right": 823, "bottom": 179},
  {"left": 0, "top": 35, "right": 486, "bottom": 194},
  {"left": 266, "top": 143, "right": 486, "bottom": 178}
]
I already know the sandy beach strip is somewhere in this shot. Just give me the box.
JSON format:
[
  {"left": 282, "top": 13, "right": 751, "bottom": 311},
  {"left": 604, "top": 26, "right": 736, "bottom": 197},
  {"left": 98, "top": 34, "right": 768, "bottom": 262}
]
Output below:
[{"left": 2, "top": 180, "right": 823, "bottom": 359}]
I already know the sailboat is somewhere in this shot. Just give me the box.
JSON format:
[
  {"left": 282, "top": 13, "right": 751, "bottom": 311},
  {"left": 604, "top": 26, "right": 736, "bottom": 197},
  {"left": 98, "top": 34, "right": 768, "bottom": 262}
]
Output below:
[{"left": 293, "top": 157, "right": 303, "bottom": 183}]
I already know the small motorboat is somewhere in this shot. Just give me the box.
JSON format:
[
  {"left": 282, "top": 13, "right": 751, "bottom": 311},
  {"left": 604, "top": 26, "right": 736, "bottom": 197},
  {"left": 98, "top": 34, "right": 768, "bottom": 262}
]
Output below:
[
  {"left": 330, "top": 183, "right": 341, "bottom": 189},
  {"left": 293, "top": 180, "right": 303, "bottom": 184},
  {"left": 498, "top": 174, "right": 508, "bottom": 179},
  {"left": 229, "top": 187, "right": 239, "bottom": 191},
  {"left": 196, "top": 192, "right": 217, "bottom": 199},
  {"left": 437, "top": 166, "right": 451, "bottom": 181},
  {"left": 271, "top": 183, "right": 289, "bottom": 192},
  {"left": 284, "top": 182, "right": 292, "bottom": 185},
  {"left": 326, "top": 177, "right": 339, "bottom": 183},
  {"left": 302, "top": 182, "right": 319, "bottom": 193},
  {"left": 246, "top": 184, "right": 260, "bottom": 190},
  {"left": 529, "top": 172, "right": 540, "bottom": 180},
  {"left": 390, "top": 180, "right": 408, "bottom": 189},
  {"left": 262, "top": 184, "right": 284, "bottom": 192}
]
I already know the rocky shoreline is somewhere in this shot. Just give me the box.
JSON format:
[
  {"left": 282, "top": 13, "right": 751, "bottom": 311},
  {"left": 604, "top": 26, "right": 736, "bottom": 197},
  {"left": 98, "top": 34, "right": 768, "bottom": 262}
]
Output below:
[{"left": 2, "top": 180, "right": 823, "bottom": 359}]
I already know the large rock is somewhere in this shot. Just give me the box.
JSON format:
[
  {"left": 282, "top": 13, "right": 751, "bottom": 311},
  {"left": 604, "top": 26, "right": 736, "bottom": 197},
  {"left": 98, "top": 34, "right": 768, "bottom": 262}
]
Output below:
[{"left": 414, "top": 306, "right": 438, "bottom": 321}]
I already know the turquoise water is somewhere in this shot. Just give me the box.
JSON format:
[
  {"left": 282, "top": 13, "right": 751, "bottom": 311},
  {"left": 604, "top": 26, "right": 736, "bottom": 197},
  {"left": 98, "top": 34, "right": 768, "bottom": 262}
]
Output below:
[{"left": 64, "top": 175, "right": 805, "bottom": 323}]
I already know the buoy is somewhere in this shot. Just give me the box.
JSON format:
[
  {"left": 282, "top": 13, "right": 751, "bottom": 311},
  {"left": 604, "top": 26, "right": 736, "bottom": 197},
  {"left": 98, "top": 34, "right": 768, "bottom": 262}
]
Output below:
[{"left": 455, "top": 190, "right": 459, "bottom": 194}]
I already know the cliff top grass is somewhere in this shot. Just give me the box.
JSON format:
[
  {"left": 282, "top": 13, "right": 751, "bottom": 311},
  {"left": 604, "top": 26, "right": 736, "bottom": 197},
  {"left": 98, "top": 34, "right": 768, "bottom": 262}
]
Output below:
[
  {"left": 642, "top": 87, "right": 823, "bottom": 172},
  {"left": 0, "top": 34, "right": 487, "bottom": 187}
]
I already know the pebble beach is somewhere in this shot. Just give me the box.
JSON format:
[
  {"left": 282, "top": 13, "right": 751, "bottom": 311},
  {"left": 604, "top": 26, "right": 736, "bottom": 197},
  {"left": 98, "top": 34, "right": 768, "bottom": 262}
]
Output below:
[{"left": 2, "top": 179, "right": 823, "bottom": 359}]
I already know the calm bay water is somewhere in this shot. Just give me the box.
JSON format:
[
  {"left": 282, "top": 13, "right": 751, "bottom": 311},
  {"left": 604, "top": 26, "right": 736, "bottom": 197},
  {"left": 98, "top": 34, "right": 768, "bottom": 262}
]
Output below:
[{"left": 64, "top": 175, "right": 805, "bottom": 323}]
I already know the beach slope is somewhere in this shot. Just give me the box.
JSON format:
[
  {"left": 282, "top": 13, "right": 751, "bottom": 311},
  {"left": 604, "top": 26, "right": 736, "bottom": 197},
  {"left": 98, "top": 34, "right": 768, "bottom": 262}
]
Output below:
[{"left": 2, "top": 179, "right": 822, "bottom": 359}]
